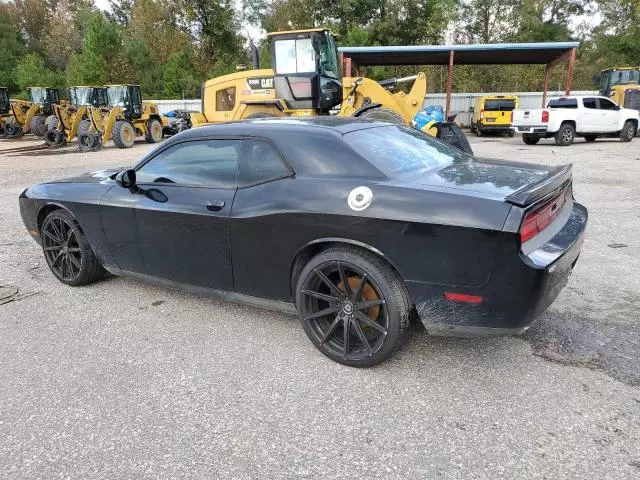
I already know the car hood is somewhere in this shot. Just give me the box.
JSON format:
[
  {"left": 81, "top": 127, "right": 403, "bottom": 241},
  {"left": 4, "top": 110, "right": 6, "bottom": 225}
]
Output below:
[
  {"left": 402, "top": 157, "right": 557, "bottom": 200},
  {"left": 50, "top": 167, "right": 129, "bottom": 184}
]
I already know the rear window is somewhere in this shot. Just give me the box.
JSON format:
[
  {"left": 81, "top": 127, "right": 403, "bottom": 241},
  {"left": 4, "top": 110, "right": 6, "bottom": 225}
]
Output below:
[
  {"left": 547, "top": 98, "right": 577, "bottom": 109},
  {"left": 345, "top": 125, "right": 470, "bottom": 178},
  {"left": 484, "top": 99, "right": 516, "bottom": 111}
]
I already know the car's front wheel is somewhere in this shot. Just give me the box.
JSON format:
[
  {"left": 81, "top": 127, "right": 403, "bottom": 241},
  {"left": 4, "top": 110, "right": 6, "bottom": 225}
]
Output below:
[
  {"left": 295, "top": 247, "right": 411, "bottom": 367},
  {"left": 41, "top": 209, "right": 105, "bottom": 286}
]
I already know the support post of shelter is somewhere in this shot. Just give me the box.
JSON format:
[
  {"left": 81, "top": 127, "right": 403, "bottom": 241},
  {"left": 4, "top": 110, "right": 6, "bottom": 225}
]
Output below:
[
  {"left": 343, "top": 56, "right": 352, "bottom": 77},
  {"left": 445, "top": 50, "right": 454, "bottom": 119},
  {"left": 542, "top": 64, "right": 551, "bottom": 108},
  {"left": 565, "top": 48, "right": 576, "bottom": 95}
]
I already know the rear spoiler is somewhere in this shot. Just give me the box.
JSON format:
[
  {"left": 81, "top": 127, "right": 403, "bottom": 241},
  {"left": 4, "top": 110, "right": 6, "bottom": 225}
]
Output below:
[{"left": 506, "top": 164, "right": 573, "bottom": 207}]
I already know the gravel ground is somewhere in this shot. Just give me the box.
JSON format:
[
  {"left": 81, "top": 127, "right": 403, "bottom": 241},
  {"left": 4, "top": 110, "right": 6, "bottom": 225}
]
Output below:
[{"left": 0, "top": 134, "right": 639, "bottom": 479}]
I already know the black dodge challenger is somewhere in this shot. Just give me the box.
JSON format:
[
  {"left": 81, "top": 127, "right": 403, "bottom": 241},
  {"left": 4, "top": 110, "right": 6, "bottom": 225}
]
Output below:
[{"left": 19, "top": 117, "right": 587, "bottom": 366}]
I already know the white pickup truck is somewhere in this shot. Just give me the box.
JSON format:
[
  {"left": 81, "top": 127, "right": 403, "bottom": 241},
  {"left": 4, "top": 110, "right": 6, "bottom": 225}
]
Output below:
[{"left": 512, "top": 96, "right": 639, "bottom": 146}]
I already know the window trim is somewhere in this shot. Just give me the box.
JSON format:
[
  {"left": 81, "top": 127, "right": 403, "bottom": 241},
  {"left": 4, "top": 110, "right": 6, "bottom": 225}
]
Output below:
[
  {"left": 133, "top": 136, "right": 244, "bottom": 190},
  {"left": 237, "top": 136, "right": 296, "bottom": 189}
]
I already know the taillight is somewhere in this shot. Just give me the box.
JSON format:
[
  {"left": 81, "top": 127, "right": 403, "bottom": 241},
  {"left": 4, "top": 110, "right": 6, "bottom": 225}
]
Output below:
[
  {"left": 480, "top": 110, "right": 484, "bottom": 120},
  {"left": 541, "top": 110, "right": 549, "bottom": 123},
  {"left": 520, "top": 190, "right": 568, "bottom": 243}
]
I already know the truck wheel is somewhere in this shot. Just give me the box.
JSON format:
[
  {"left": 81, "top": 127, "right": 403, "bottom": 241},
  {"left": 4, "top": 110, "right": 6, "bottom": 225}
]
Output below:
[
  {"left": 620, "top": 121, "right": 636, "bottom": 142},
  {"left": 522, "top": 134, "right": 540, "bottom": 145},
  {"left": 112, "top": 120, "right": 135, "bottom": 149},
  {"left": 476, "top": 125, "right": 483, "bottom": 137},
  {"left": 145, "top": 119, "right": 163, "bottom": 143},
  {"left": 508, "top": 129, "right": 515, "bottom": 137},
  {"left": 584, "top": 135, "right": 597, "bottom": 142},
  {"left": 356, "top": 107, "right": 404, "bottom": 124},
  {"left": 30, "top": 115, "right": 47, "bottom": 137},
  {"left": 554, "top": 123, "right": 575, "bottom": 146}
]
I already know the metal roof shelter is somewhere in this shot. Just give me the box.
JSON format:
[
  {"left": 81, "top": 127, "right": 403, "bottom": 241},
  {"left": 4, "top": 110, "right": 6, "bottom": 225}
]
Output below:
[{"left": 339, "top": 41, "right": 580, "bottom": 117}]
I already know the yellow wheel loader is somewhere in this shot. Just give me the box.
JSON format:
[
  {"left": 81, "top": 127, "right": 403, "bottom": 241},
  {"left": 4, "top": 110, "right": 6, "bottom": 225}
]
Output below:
[
  {"left": 0, "top": 87, "right": 11, "bottom": 139},
  {"left": 44, "top": 86, "right": 109, "bottom": 146},
  {"left": 193, "top": 28, "right": 472, "bottom": 153},
  {"left": 80, "top": 85, "right": 166, "bottom": 151},
  {"left": 0, "top": 87, "right": 64, "bottom": 139},
  {"left": 598, "top": 67, "right": 640, "bottom": 111}
]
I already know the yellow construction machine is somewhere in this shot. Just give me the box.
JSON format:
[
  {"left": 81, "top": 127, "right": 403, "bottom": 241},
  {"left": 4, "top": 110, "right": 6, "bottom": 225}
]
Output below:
[
  {"left": 44, "top": 86, "right": 109, "bottom": 146},
  {"left": 79, "top": 84, "right": 166, "bottom": 151},
  {"left": 0, "top": 87, "right": 64, "bottom": 139},
  {"left": 193, "top": 28, "right": 471, "bottom": 152},
  {"left": 0, "top": 87, "right": 11, "bottom": 138},
  {"left": 598, "top": 67, "right": 640, "bottom": 110}
]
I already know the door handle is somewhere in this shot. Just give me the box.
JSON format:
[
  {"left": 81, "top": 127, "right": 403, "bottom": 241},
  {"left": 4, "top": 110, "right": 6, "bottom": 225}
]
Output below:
[{"left": 205, "top": 200, "right": 225, "bottom": 211}]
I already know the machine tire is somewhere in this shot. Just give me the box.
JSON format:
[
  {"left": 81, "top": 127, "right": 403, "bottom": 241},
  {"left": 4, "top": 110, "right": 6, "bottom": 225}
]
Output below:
[
  {"left": 78, "top": 120, "right": 92, "bottom": 136},
  {"left": 245, "top": 112, "right": 277, "bottom": 119},
  {"left": 295, "top": 246, "right": 412, "bottom": 367},
  {"left": 77, "top": 132, "right": 100, "bottom": 152},
  {"left": 112, "top": 120, "right": 136, "bottom": 149},
  {"left": 145, "top": 118, "right": 163, "bottom": 143},
  {"left": 0, "top": 123, "right": 6, "bottom": 139},
  {"left": 356, "top": 107, "right": 404, "bottom": 124},
  {"left": 554, "top": 123, "right": 575, "bottom": 146},
  {"left": 620, "top": 120, "right": 636, "bottom": 142},
  {"left": 44, "top": 129, "right": 65, "bottom": 146},
  {"left": 30, "top": 114, "right": 47, "bottom": 137},
  {"left": 584, "top": 135, "right": 597, "bottom": 142},
  {"left": 45, "top": 115, "right": 59, "bottom": 131},
  {"left": 5, "top": 120, "right": 22, "bottom": 138},
  {"left": 522, "top": 134, "right": 540, "bottom": 145}
]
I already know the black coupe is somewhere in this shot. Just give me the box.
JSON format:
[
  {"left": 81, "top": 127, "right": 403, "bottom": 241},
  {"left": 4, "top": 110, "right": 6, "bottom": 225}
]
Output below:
[{"left": 20, "top": 117, "right": 587, "bottom": 366}]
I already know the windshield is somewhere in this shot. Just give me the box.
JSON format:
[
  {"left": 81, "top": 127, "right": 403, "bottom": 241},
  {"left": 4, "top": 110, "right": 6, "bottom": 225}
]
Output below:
[
  {"left": 29, "top": 88, "right": 47, "bottom": 104},
  {"left": 107, "top": 86, "right": 128, "bottom": 107},
  {"left": 610, "top": 69, "right": 640, "bottom": 87},
  {"left": 274, "top": 38, "right": 316, "bottom": 74},
  {"left": 75, "top": 87, "right": 94, "bottom": 106},
  {"left": 319, "top": 33, "right": 339, "bottom": 79},
  {"left": 0, "top": 89, "right": 9, "bottom": 112},
  {"left": 346, "top": 125, "right": 471, "bottom": 178}
]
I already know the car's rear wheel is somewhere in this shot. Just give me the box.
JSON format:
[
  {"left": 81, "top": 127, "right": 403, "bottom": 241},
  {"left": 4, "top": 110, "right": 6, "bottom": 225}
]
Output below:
[
  {"left": 584, "top": 135, "right": 597, "bottom": 142},
  {"left": 522, "top": 134, "right": 540, "bottom": 145},
  {"left": 555, "top": 123, "right": 575, "bottom": 146},
  {"left": 295, "top": 247, "right": 411, "bottom": 367},
  {"left": 620, "top": 120, "right": 636, "bottom": 142},
  {"left": 41, "top": 209, "right": 104, "bottom": 286}
]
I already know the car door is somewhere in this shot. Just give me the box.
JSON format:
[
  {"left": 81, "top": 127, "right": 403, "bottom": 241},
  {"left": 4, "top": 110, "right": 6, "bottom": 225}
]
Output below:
[
  {"left": 580, "top": 97, "right": 598, "bottom": 132},
  {"left": 230, "top": 138, "right": 295, "bottom": 301},
  {"left": 596, "top": 97, "right": 620, "bottom": 132},
  {"left": 131, "top": 138, "right": 241, "bottom": 291}
]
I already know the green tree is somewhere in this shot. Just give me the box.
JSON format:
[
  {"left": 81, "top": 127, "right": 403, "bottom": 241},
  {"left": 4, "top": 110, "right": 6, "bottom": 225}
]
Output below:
[
  {"left": 0, "top": 4, "right": 26, "bottom": 92},
  {"left": 15, "top": 53, "right": 63, "bottom": 91},
  {"left": 163, "top": 47, "right": 201, "bottom": 98}
]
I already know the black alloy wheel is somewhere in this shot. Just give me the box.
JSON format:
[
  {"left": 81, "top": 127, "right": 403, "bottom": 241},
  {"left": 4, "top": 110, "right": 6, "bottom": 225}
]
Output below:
[
  {"left": 296, "top": 247, "right": 411, "bottom": 367},
  {"left": 41, "top": 210, "right": 104, "bottom": 286}
]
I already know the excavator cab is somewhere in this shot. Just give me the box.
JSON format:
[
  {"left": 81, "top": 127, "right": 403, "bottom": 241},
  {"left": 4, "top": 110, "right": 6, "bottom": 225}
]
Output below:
[
  {"left": 27, "top": 87, "right": 60, "bottom": 115},
  {"left": 70, "top": 86, "right": 108, "bottom": 107},
  {"left": 269, "top": 29, "right": 342, "bottom": 113},
  {"left": 0, "top": 87, "right": 10, "bottom": 115},
  {"left": 106, "top": 85, "right": 143, "bottom": 119}
]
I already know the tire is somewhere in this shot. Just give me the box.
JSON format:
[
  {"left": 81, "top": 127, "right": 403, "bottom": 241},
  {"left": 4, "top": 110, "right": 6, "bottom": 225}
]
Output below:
[
  {"left": 584, "top": 135, "right": 597, "bottom": 143},
  {"left": 77, "top": 119, "right": 92, "bottom": 136},
  {"left": 5, "top": 119, "right": 22, "bottom": 138},
  {"left": 356, "top": 107, "right": 404, "bottom": 124},
  {"left": 77, "top": 132, "right": 101, "bottom": 152},
  {"left": 30, "top": 114, "right": 47, "bottom": 137},
  {"left": 522, "top": 134, "right": 540, "bottom": 145},
  {"left": 554, "top": 123, "right": 575, "bottom": 146},
  {"left": 620, "top": 120, "right": 636, "bottom": 142},
  {"left": 40, "top": 209, "right": 105, "bottom": 286},
  {"left": 44, "top": 129, "right": 65, "bottom": 146},
  {"left": 476, "top": 125, "right": 483, "bottom": 137},
  {"left": 508, "top": 129, "right": 515, "bottom": 137},
  {"left": 145, "top": 118, "right": 163, "bottom": 143},
  {"left": 0, "top": 123, "right": 6, "bottom": 139},
  {"left": 295, "top": 247, "right": 412, "bottom": 367},
  {"left": 45, "top": 115, "right": 59, "bottom": 131},
  {"left": 112, "top": 120, "right": 135, "bottom": 148}
]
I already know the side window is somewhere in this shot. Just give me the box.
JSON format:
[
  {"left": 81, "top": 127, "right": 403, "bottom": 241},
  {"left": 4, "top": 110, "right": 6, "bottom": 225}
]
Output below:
[
  {"left": 598, "top": 98, "right": 617, "bottom": 110},
  {"left": 239, "top": 139, "right": 291, "bottom": 187},
  {"left": 136, "top": 139, "right": 240, "bottom": 188},
  {"left": 582, "top": 98, "right": 597, "bottom": 109},
  {"left": 216, "top": 87, "right": 236, "bottom": 112}
]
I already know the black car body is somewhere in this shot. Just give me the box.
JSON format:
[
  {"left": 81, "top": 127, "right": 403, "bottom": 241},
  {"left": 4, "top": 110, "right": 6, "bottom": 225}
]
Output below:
[{"left": 20, "top": 117, "right": 587, "bottom": 366}]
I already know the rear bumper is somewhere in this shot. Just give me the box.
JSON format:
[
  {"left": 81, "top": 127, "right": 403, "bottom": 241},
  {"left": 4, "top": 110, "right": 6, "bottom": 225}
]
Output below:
[
  {"left": 516, "top": 126, "right": 549, "bottom": 134},
  {"left": 479, "top": 124, "right": 513, "bottom": 131},
  {"left": 410, "top": 202, "right": 587, "bottom": 337}
]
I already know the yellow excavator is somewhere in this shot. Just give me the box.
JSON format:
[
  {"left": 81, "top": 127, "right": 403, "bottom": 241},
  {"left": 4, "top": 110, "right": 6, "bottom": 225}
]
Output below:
[
  {"left": 80, "top": 84, "right": 166, "bottom": 151},
  {"left": 598, "top": 67, "right": 640, "bottom": 110},
  {"left": 193, "top": 28, "right": 471, "bottom": 153},
  {"left": 44, "top": 86, "right": 109, "bottom": 146}
]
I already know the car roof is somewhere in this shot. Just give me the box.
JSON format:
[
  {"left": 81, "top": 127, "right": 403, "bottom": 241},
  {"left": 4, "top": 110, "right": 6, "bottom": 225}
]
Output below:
[{"left": 176, "top": 116, "right": 394, "bottom": 140}]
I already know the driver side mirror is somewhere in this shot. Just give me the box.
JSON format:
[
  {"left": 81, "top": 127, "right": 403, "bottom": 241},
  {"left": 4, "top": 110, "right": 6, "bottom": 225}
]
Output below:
[
  {"left": 615, "top": 105, "right": 621, "bottom": 111},
  {"left": 115, "top": 169, "right": 138, "bottom": 193}
]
